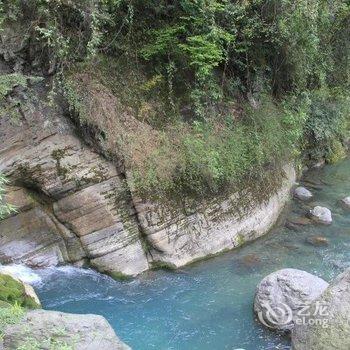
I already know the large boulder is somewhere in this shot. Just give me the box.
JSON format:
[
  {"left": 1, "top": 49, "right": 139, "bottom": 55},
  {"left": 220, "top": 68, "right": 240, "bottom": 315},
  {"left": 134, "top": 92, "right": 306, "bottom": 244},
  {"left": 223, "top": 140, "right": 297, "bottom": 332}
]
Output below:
[
  {"left": 294, "top": 187, "right": 313, "bottom": 201},
  {"left": 3, "top": 310, "right": 131, "bottom": 350},
  {"left": 254, "top": 269, "right": 328, "bottom": 331},
  {"left": 309, "top": 206, "right": 332, "bottom": 225},
  {"left": 0, "top": 273, "right": 40, "bottom": 309},
  {"left": 292, "top": 268, "right": 350, "bottom": 350}
]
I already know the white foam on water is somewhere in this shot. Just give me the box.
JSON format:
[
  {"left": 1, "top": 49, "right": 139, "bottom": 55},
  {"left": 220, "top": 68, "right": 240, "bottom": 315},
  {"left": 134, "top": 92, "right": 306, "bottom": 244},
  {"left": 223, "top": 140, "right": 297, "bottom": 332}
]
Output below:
[
  {"left": 0, "top": 264, "right": 42, "bottom": 285},
  {"left": 39, "top": 265, "right": 109, "bottom": 279},
  {"left": 0, "top": 264, "right": 112, "bottom": 287},
  {"left": 34, "top": 266, "right": 118, "bottom": 291},
  {"left": 53, "top": 266, "right": 100, "bottom": 276}
]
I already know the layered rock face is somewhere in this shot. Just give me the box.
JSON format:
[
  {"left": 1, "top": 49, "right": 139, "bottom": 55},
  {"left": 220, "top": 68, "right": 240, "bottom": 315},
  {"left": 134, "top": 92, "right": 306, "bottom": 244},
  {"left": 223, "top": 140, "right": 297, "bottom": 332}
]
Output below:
[
  {"left": 134, "top": 165, "right": 295, "bottom": 269},
  {"left": 0, "top": 90, "right": 149, "bottom": 276}
]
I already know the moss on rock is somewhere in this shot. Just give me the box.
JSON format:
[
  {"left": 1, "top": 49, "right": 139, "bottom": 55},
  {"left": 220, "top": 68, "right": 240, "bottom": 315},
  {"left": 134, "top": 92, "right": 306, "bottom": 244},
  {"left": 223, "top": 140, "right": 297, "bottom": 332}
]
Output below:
[
  {"left": 0, "top": 274, "right": 40, "bottom": 309},
  {"left": 108, "top": 271, "right": 132, "bottom": 281}
]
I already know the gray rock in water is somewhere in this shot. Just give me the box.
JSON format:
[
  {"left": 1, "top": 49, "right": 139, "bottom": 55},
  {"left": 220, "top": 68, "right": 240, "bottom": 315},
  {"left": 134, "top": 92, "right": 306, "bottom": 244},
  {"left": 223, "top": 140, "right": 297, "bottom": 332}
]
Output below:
[
  {"left": 3, "top": 310, "right": 131, "bottom": 350},
  {"left": 309, "top": 206, "right": 332, "bottom": 225},
  {"left": 254, "top": 268, "right": 328, "bottom": 331},
  {"left": 294, "top": 187, "right": 313, "bottom": 201},
  {"left": 292, "top": 268, "right": 350, "bottom": 350},
  {"left": 341, "top": 196, "right": 350, "bottom": 209}
]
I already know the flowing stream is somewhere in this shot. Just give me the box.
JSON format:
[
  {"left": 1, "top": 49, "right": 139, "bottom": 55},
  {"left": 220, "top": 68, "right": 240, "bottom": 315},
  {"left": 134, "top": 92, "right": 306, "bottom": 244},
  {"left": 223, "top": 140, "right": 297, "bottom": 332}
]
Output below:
[{"left": 3, "top": 159, "right": 350, "bottom": 350}]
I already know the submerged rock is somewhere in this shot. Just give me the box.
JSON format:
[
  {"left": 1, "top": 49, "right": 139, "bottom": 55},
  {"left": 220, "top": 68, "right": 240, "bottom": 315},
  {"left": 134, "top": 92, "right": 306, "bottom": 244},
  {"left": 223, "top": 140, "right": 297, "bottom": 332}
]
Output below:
[
  {"left": 294, "top": 187, "right": 313, "bottom": 201},
  {"left": 340, "top": 196, "right": 350, "bottom": 209},
  {"left": 291, "top": 268, "right": 350, "bottom": 350},
  {"left": 286, "top": 216, "right": 312, "bottom": 231},
  {"left": 254, "top": 268, "right": 328, "bottom": 331},
  {"left": 288, "top": 217, "right": 312, "bottom": 226},
  {"left": 3, "top": 310, "right": 131, "bottom": 350},
  {"left": 236, "top": 254, "right": 261, "bottom": 271},
  {"left": 305, "top": 236, "right": 329, "bottom": 247},
  {"left": 309, "top": 206, "right": 332, "bottom": 225}
]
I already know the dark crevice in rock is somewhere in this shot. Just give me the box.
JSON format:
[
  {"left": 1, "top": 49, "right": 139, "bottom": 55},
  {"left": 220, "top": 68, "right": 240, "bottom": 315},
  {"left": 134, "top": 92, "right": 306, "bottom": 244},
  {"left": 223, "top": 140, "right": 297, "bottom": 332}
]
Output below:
[
  {"left": 48, "top": 211, "right": 89, "bottom": 264},
  {"left": 62, "top": 105, "right": 126, "bottom": 173},
  {"left": 60, "top": 106, "right": 156, "bottom": 266},
  {"left": 11, "top": 183, "right": 89, "bottom": 265},
  {"left": 118, "top": 171, "right": 157, "bottom": 264}
]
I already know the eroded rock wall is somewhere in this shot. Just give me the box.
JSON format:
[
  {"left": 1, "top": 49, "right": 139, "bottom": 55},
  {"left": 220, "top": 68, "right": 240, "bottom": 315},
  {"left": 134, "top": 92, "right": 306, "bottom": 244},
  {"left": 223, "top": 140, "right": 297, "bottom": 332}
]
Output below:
[{"left": 0, "top": 82, "right": 149, "bottom": 276}]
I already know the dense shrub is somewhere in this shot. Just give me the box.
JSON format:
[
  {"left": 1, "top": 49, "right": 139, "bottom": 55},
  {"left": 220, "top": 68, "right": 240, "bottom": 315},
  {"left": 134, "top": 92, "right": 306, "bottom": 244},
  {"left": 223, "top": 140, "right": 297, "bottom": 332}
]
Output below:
[{"left": 303, "top": 90, "right": 350, "bottom": 163}]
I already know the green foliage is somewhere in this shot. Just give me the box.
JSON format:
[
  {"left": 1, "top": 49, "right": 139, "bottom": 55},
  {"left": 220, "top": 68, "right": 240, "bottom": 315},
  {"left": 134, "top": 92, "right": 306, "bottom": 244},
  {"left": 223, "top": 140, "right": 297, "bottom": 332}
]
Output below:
[
  {"left": 1, "top": 0, "right": 348, "bottom": 97},
  {"left": 303, "top": 90, "right": 349, "bottom": 163},
  {"left": 0, "top": 73, "right": 43, "bottom": 120},
  {"left": 141, "top": 1, "right": 234, "bottom": 77},
  {"left": 16, "top": 338, "right": 74, "bottom": 350},
  {"left": 138, "top": 1, "right": 234, "bottom": 116},
  {"left": 0, "top": 302, "right": 24, "bottom": 339},
  {"left": 61, "top": 77, "right": 88, "bottom": 123},
  {"left": 327, "top": 140, "right": 347, "bottom": 164},
  {"left": 132, "top": 95, "right": 307, "bottom": 198},
  {"left": 0, "top": 73, "right": 27, "bottom": 101}
]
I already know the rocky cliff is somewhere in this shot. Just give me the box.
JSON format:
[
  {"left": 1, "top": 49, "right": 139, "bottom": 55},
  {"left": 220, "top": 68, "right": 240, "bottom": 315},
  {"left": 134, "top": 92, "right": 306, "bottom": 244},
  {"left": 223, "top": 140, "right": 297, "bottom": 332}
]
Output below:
[
  {"left": 0, "top": 80, "right": 295, "bottom": 277},
  {"left": 0, "top": 20, "right": 296, "bottom": 278}
]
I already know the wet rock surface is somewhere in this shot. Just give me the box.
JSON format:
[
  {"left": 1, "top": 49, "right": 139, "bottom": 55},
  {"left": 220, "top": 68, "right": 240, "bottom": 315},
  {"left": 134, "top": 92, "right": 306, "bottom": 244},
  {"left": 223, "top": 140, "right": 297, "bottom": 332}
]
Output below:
[
  {"left": 305, "top": 236, "right": 329, "bottom": 246},
  {"left": 0, "top": 272, "right": 41, "bottom": 309}
]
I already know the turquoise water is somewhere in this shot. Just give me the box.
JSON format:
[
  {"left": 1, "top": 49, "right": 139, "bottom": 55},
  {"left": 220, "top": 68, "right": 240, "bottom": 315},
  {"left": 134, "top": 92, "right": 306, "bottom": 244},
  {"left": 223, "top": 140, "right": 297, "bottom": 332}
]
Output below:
[{"left": 19, "top": 160, "right": 350, "bottom": 349}]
